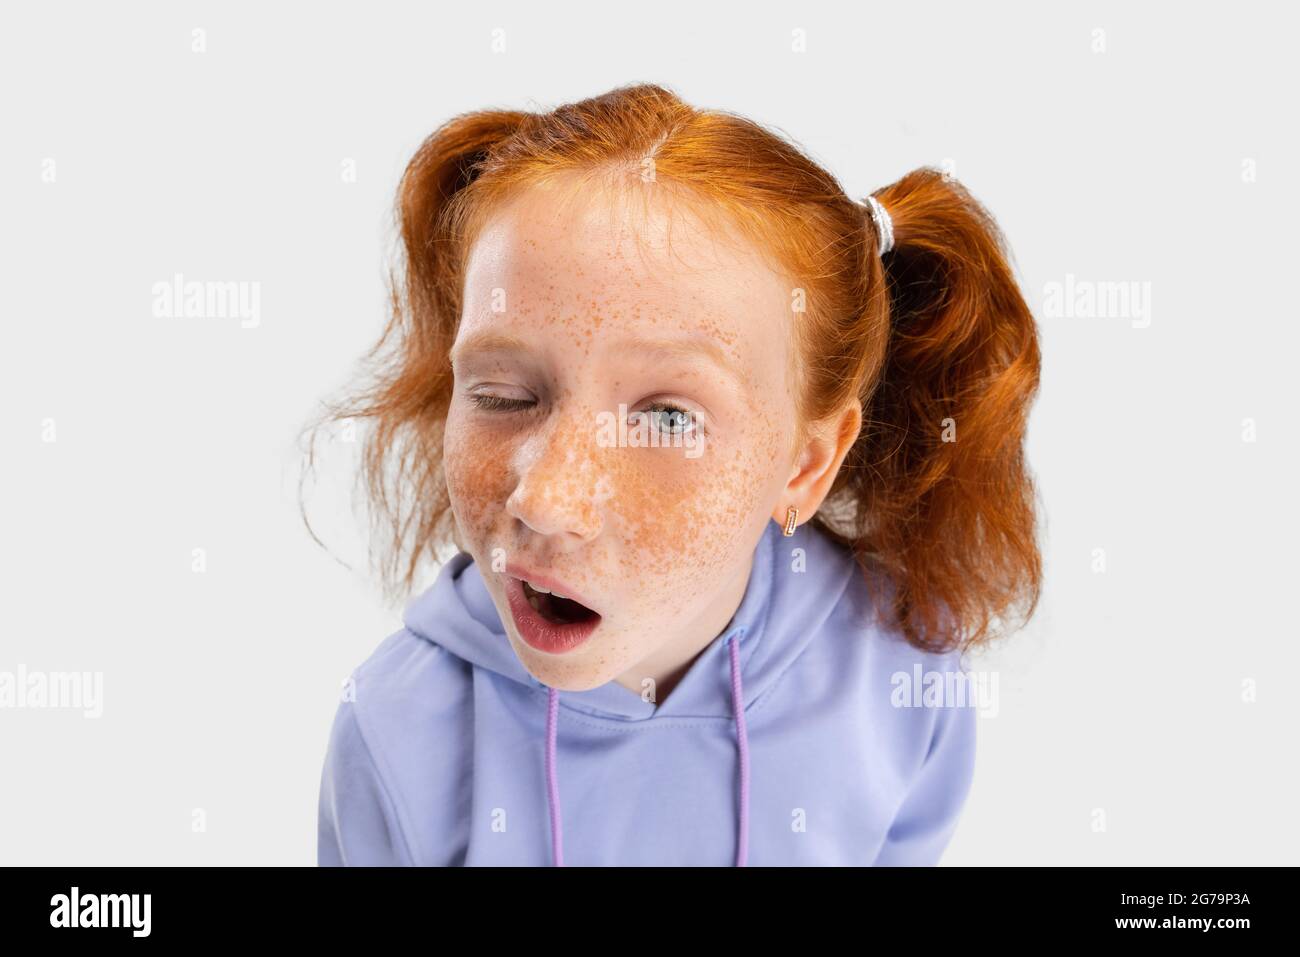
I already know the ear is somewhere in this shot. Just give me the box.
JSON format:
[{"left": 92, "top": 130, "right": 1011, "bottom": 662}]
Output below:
[{"left": 771, "top": 399, "right": 862, "bottom": 531}]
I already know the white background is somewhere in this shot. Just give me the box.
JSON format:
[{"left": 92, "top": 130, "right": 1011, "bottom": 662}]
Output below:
[{"left": 2, "top": 0, "right": 1296, "bottom": 865}]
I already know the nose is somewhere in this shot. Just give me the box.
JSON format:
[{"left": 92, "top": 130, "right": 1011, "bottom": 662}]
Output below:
[{"left": 505, "top": 406, "right": 608, "bottom": 543}]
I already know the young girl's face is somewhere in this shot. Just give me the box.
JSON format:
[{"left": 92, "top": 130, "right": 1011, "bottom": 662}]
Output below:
[{"left": 444, "top": 178, "right": 804, "bottom": 694}]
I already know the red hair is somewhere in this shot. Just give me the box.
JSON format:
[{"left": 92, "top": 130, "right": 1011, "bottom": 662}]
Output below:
[{"left": 301, "top": 83, "right": 1043, "bottom": 655}]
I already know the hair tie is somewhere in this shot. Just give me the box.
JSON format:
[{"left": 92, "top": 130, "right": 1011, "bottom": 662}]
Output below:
[{"left": 860, "top": 195, "right": 894, "bottom": 256}]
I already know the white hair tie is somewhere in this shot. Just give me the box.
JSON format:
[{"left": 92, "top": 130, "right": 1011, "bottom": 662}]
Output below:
[{"left": 860, "top": 195, "right": 894, "bottom": 256}]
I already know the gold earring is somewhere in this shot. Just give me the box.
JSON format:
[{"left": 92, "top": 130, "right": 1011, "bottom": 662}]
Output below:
[{"left": 782, "top": 505, "right": 798, "bottom": 536}]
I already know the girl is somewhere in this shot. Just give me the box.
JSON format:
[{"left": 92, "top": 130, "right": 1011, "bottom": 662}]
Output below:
[{"left": 312, "top": 83, "right": 1042, "bottom": 866}]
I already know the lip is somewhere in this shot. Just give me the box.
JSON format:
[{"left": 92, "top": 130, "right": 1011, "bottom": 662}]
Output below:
[
  {"left": 503, "top": 573, "right": 602, "bottom": 655},
  {"left": 502, "top": 562, "right": 600, "bottom": 614}
]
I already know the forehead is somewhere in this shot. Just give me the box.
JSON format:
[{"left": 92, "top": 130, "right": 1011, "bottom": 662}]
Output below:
[{"left": 458, "top": 179, "right": 793, "bottom": 362}]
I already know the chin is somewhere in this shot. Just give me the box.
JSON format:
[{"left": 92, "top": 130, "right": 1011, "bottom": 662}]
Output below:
[{"left": 516, "top": 648, "right": 612, "bottom": 692}]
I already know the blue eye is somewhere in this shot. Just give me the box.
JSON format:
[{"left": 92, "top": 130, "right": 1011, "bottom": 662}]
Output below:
[{"left": 640, "top": 404, "right": 700, "bottom": 436}]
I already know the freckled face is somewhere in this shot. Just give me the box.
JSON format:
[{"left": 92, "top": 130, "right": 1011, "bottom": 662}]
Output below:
[{"left": 443, "top": 180, "right": 799, "bottom": 691}]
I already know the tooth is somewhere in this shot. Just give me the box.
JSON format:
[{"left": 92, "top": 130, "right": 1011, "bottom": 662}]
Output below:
[
  {"left": 525, "top": 579, "right": 551, "bottom": 594},
  {"left": 527, "top": 593, "right": 541, "bottom": 611}
]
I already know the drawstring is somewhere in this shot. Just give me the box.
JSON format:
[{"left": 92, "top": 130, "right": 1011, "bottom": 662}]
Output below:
[
  {"left": 727, "top": 633, "right": 750, "bottom": 866},
  {"left": 544, "top": 681, "right": 564, "bottom": 866},
  {"left": 543, "top": 630, "right": 751, "bottom": 866}
]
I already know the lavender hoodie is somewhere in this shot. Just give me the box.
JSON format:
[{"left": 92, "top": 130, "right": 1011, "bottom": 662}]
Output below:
[{"left": 317, "top": 519, "right": 978, "bottom": 866}]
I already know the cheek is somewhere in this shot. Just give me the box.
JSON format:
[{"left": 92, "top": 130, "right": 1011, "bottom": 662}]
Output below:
[
  {"left": 604, "top": 421, "right": 785, "bottom": 587},
  {"left": 443, "top": 409, "right": 514, "bottom": 535}
]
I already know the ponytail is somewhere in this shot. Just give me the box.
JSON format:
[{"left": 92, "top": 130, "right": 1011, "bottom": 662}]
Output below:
[{"left": 824, "top": 168, "right": 1043, "bottom": 655}]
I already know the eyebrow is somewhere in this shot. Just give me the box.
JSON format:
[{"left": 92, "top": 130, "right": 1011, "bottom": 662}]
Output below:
[
  {"left": 449, "top": 332, "right": 533, "bottom": 369},
  {"left": 450, "top": 329, "right": 745, "bottom": 389}
]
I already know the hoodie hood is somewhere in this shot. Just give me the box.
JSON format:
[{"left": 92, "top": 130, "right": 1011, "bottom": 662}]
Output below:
[
  {"left": 318, "top": 514, "right": 979, "bottom": 867},
  {"left": 400, "top": 519, "right": 857, "bottom": 865}
]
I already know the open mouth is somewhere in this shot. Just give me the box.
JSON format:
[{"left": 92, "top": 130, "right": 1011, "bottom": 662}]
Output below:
[
  {"left": 521, "top": 580, "right": 600, "bottom": 625},
  {"left": 503, "top": 569, "right": 604, "bottom": 655}
]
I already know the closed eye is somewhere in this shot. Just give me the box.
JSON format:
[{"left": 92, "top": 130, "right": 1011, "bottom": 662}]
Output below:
[{"left": 469, "top": 393, "right": 534, "bottom": 413}]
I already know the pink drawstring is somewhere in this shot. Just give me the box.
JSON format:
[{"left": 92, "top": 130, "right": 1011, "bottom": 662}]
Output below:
[
  {"left": 727, "top": 634, "right": 750, "bottom": 867},
  {"left": 543, "top": 629, "right": 751, "bottom": 866},
  {"left": 545, "top": 683, "right": 563, "bottom": 867}
]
